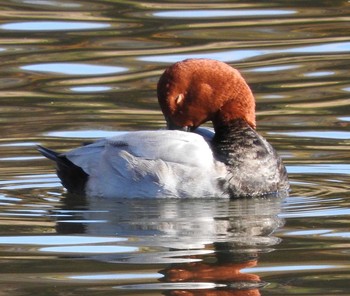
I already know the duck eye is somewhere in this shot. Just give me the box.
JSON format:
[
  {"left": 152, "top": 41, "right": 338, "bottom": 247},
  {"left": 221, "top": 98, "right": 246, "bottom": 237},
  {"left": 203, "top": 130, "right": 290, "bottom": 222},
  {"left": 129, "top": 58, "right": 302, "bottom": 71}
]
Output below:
[{"left": 175, "top": 94, "right": 184, "bottom": 105}]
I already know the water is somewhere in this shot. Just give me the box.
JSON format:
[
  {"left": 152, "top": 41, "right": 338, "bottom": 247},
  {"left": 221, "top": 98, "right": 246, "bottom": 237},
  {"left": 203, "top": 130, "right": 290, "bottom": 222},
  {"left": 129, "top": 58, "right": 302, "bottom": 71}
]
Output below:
[{"left": 0, "top": 0, "right": 350, "bottom": 295}]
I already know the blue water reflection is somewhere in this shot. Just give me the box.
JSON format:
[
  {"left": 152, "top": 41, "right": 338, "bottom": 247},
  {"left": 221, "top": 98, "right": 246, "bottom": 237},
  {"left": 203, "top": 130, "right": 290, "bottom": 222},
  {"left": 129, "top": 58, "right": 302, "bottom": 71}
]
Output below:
[
  {"left": 0, "top": 235, "right": 125, "bottom": 245},
  {"left": 1, "top": 21, "right": 110, "bottom": 31},
  {"left": 45, "top": 130, "right": 127, "bottom": 138},
  {"left": 70, "top": 86, "right": 112, "bottom": 92},
  {"left": 140, "top": 41, "right": 350, "bottom": 64},
  {"left": 0, "top": 0, "right": 350, "bottom": 294},
  {"left": 70, "top": 273, "right": 162, "bottom": 280},
  {"left": 270, "top": 131, "right": 350, "bottom": 139},
  {"left": 21, "top": 0, "right": 81, "bottom": 8},
  {"left": 287, "top": 164, "right": 350, "bottom": 174},
  {"left": 154, "top": 9, "right": 296, "bottom": 18},
  {"left": 41, "top": 245, "right": 139, "bottom": 253},
  {"left": 22, "top": 63, "right": 127, "bottom": 76},
  {"left": 139, "top": 49, "right": 269, "bottom": 63}
]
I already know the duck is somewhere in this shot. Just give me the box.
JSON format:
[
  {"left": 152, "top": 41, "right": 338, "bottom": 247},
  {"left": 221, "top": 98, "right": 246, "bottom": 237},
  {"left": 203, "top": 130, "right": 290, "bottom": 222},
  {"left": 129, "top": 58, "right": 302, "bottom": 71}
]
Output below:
[{"left": 38, "top": 58, "right": 289, "bottom": 198}]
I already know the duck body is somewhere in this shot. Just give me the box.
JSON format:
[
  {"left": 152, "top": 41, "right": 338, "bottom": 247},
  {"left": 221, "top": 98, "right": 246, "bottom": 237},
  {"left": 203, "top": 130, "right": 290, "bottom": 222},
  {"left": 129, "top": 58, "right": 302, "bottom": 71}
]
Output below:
[
  {"left": 38, "top": 123, "right": 288, "bottom": 198},
  {"left": 39, "top": 58, "right": 289, "bottom": 198},
  {"left": 39, "top": 130, "right": 229, "bottom": 198}
]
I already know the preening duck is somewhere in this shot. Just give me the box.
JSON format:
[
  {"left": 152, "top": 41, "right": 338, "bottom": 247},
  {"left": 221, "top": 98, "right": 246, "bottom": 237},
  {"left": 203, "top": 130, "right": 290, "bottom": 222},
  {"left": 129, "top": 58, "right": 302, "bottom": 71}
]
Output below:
[{"left": 38, "top": 58, "right": 289, "bottom": 198}]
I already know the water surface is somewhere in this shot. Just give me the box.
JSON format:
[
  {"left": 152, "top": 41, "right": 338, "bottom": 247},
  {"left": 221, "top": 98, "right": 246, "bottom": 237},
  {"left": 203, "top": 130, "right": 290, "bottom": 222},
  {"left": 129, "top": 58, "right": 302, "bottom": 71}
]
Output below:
[{"left": 0, "top": 0, "right": 350, "bottom": 295}]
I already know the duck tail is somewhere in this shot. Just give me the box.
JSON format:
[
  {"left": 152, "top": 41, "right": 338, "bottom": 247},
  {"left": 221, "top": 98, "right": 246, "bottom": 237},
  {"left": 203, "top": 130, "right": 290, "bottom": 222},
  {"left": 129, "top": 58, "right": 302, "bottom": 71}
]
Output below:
[
  {"left": 37, "top": 145, "right": 61, "bottom": 162},
  {"left": 37, "top": 145, "right": 88, "bottom": 195}
]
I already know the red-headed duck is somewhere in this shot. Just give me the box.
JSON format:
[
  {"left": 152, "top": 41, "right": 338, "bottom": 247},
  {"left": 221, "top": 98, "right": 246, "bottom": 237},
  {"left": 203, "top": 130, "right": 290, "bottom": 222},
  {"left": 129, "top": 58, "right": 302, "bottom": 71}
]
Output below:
[{"left": 38, "top": 58, "right": 289, "bottom": 198}]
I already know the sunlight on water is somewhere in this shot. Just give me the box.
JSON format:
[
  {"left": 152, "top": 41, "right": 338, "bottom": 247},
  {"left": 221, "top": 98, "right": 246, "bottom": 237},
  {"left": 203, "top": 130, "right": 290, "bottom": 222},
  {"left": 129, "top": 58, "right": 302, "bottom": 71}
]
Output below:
[
  {"left": 285, "top": 42, "right": 350, "bottom": 53},
  {"left": 45, "top": 130, "right": 127, "bottom": 138},
  {"left": 22, "top": 63, "right": 127, "bottom": 76},
  {"left": 40, "top": 245, "right": 139, "bottom": 253},
  {"left": 323, "top": 232, "right": 350, "bottom": 238},
  {"left": 70, "top": 273, "right": 162, "bottom": 280},
  {"left": 271, "top": 131, "right": 350, "bottom": 139},
  {"left": 154, "top": 9, "right": 296, "bottom": 18},
  {"left": 22, "top": 0, "right": 81, "bottom": 8},
  {"left": 249, "top": 65, "right": 300, "bottom": 72},
  {"left": 287, "top": 164, "right": 350, "bottom": 174},
  {"left": 116, "top": 282, "right": 225, "bottom": 290},
  {"left": 70, "top": 86, "right": 112, "bottom": 92},
  {"left": 0, "top": 21, "right": 110, "bottom": 31},
  {"left": 0, "top": 236, "right": 126, "bottom": 245},
  {"left": 139, "top": 49, "right": 268, "bottom": 63},
  {"left": 140, "top": 41, "right": 350, "bottom": 64},
  {"left": 304, "top": 71, "right": 335, "bottom": 77}
]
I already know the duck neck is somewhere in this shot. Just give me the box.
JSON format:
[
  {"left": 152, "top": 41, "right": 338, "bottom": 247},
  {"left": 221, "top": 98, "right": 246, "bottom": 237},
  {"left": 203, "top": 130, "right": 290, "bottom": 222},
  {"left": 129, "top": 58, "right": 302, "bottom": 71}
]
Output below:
[{"left": 212, "top": 119, "right": 258, "bottom": 164}]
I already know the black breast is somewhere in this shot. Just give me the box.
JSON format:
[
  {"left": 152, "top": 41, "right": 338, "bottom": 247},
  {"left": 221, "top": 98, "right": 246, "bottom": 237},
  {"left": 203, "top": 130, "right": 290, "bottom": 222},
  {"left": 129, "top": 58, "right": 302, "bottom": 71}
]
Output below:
[{"left": 212, "top": 119, "right": 289, "bottom": 197}]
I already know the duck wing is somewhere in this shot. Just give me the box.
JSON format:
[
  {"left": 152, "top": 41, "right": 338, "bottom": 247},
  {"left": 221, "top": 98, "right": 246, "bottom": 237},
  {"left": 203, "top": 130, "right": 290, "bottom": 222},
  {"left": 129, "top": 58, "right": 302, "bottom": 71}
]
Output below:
[{"left": 63, "top": 130, "right": 226, "bottom": 198}]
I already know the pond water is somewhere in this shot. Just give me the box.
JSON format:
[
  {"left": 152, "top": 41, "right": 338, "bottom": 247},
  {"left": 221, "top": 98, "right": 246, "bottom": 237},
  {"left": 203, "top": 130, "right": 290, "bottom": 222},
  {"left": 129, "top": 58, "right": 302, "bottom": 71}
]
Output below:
[{"left": 0, "top": 0, "right": 350, "bottom": 295}]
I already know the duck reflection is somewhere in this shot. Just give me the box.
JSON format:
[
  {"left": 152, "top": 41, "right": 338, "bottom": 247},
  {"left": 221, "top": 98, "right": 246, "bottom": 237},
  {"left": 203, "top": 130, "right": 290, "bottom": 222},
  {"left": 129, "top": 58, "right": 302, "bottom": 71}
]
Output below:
[
  {"left": 161, "top": 244, "right": 265, "bottom": 296},
  {"left": 56, "top": 196, "right": 284, "bottom": 295}
]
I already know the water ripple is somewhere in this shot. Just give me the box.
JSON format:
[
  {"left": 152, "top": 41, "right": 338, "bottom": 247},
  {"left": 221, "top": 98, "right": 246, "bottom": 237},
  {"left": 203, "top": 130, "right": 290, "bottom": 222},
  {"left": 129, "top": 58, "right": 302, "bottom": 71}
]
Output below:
[
  {"left": 21, "top": 63, "right": 127, "bottom": 76},
  {"left": 1, "top": 21, "right": 110, "bottom": 31},
  {"left": 153, "top": 9, "right": 296, "bottom": 18},
  {"left": 0, "top": 1, "right": 350, "bottom": 295},
  {"left": 0, "top": 235, "right": 126, "bottom": 245}
]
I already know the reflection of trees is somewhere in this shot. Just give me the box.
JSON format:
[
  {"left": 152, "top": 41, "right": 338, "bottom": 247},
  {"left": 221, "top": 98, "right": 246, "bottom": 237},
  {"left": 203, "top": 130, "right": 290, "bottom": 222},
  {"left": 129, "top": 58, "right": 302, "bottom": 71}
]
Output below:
[{"left": 56, "top": 196, "right": 284, "bottom": 295}]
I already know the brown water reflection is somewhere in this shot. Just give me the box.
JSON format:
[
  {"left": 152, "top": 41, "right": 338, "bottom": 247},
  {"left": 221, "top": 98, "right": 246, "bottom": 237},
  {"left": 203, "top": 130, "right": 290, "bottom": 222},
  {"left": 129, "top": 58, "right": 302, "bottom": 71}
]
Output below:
[{"left": 0, "top": 0, "right": 350, "bottom": 295}]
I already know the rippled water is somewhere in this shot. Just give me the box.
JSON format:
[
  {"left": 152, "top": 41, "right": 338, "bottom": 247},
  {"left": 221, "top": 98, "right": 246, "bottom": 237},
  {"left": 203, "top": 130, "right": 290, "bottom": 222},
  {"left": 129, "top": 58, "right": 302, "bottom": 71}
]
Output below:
[{"left": 0, "top": 0, "right": 350, "bottom": 295}]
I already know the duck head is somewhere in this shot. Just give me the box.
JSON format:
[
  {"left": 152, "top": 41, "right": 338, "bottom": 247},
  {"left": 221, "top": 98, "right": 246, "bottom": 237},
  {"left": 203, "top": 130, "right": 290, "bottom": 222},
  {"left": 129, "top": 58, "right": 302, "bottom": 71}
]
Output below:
[{"left": 157, "top": 58, "right": 256, "bottom": 132}]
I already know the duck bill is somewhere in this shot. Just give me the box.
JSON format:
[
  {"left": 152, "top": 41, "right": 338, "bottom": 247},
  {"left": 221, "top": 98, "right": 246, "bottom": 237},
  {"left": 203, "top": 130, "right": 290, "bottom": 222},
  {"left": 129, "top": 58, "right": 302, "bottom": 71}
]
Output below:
[{"left": 166, "top": 118, "right": 194, "bottom": 132}]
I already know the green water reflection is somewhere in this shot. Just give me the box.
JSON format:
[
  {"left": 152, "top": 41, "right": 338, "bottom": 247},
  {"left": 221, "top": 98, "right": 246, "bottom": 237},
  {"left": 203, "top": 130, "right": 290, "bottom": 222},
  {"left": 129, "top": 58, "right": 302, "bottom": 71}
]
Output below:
[{"left": 0, "top": 0, "right": 349, "bottom": 295}]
